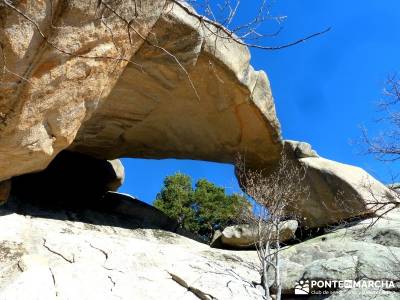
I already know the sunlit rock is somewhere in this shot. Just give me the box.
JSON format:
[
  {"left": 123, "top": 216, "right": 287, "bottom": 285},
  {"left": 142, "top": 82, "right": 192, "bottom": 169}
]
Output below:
[{"left": 0, "top": 0, "right": 281, "bottom": 182}]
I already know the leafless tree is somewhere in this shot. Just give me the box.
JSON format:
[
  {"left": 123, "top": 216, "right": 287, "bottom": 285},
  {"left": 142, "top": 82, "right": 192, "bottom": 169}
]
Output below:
[
  {"left": 359, "top": 74, "right": 400, "bottom": 222},
  {"left": 235, "top": 153, "right": 308, "bottom": 300},
  {"left": 356, "top": 75, "right": 400, "bottom": 297},
  {"left": 362, "top": 74, "right": 400, "bottom": 162}
]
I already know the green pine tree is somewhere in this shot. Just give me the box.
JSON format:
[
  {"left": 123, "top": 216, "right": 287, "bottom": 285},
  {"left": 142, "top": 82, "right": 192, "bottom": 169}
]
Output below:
[
  {"left": 154, "top": 173, "right": 250, "bottom": 241},
  {"left": 153, "top": 173, "right": 194, "bottom": 229}
]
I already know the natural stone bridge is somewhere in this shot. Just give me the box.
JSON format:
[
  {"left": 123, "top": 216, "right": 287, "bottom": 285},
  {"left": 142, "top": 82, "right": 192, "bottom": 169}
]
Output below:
[
  {"left": 0, "top": 0, "right": 281, "bottom": 182},
  {"left": 0, "top": 0, "right": 394, "bottom": 229}
]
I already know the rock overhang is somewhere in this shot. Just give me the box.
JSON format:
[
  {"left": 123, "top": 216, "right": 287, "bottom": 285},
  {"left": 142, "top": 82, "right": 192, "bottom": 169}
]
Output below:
[
  {"left": 0, "top": 0, "right": 397, "bottom": 235},
  {"left": 0, "top": 0, "right": 282, "bottom": 181},
  {"left": 69, "top": 1, "right": 282, "bottom": 168}
]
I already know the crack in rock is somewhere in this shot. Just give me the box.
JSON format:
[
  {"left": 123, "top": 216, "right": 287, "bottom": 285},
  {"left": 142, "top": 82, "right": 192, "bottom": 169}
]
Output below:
[
  {"left": 87, "top": 242, "right": 125, "bottom": 291},
  {"left": 16, "top": 260, "right": 24, "bottom": 272},
  {"left": 108, "top": 275, "right": 116, "bottom": 291},
  {"left": 89, "top": 243, "right": 109, "bottom": 262},
  {"left": 104, "top": 266, "right": 125, "bottom": 273},
  {"left": 168, "top": 272, "right": 217, "bottom": 300},
  {"left": 49, "top": 267, "right": 59, "bottom": 297},
  {"left": 43, "top": 238, "right": 75, "bottom": 263},
  {"left": 87, "top": 242, "right": 123, "bottom": 273},
  {"left": 86, "top": 241, "right": 125, "bottom": 274}
]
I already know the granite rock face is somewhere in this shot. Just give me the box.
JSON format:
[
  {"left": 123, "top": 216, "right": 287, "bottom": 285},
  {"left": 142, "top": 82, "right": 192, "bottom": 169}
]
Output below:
[
  {"left": 0, "top": 0, "right": 394, "bottom": 235},
  {"left": 281, "top": 141, "right": 395, "bottom": 229},
  {"left": 1, "top": 194, "right": 399, "bottom": 299},
  {"left": 211, "top": 221, "right": 298, "bottom": 249},
  {"left": 70, "top": 1, "right": 282, "bottom": 168},
  {"left": 0, "top": 0, "right": 282, "bottom": 182},
  {"left": 284, "top": 140, "right": 319, "bottom": 159},
  {"left": 104, "top": 160, "right": 125, "bottom": 192},
  {"left": 277, "top": 210, "right": 400, "bottom": 299},
  {"left": 0, "top": 198, "right": 263, "bottom": 300},
  {"left": 0, "top": 0, "right": 167, "bottom": 181}
]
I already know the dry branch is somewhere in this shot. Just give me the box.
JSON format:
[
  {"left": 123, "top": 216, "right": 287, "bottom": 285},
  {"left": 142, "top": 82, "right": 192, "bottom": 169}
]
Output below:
[{"left": 235, "top": 152, "right": 309, "bottom": 300}]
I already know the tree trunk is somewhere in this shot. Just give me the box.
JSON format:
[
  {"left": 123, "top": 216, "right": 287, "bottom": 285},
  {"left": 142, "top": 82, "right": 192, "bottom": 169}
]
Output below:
[
  {"left": 262, "top": 241, "right": 271, "bottom": 299},
  {"left": 275, "top": 222, "right": 282, "bottom": 300}
]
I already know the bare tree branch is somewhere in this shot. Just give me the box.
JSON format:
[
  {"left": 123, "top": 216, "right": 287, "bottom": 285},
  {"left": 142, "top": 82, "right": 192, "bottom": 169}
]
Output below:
[
  {"left": 170, "top": 0, "right": 331, "bottom": 51},
  {"left": 362, "top": 74, "right": 400, "bottom": 161},
  {"left": 235, "top": 152, "right": 309, "bottom": 300}
]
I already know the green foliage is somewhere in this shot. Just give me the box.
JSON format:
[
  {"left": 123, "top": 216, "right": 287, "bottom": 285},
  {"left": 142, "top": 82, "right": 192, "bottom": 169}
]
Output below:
[
  {"left": 153, "top": 173, "right": 193, "bottom": 225},
  {"left": 154, "top": 173, "right": 249, "bottom": 241}
]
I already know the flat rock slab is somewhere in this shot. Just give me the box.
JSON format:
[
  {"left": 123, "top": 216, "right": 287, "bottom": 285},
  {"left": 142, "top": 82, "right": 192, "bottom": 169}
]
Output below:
[
  {"left": 0, "top": 201, "right": 263, "bottom": 300},
  {"left": 277, "top": 212, "right": 400, "bottom": 298}
]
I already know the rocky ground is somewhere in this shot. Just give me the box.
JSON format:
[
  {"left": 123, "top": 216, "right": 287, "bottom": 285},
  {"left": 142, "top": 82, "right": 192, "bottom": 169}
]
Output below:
[
  {"left": 0, "top": 198, "right": 263, "bottom": 300},
  {"left": 280, "top": 210, "right": 400, "bottom": 299},
  {"left": 1, "top": 195, "right": 399, "bottom": 300},
  {"left": 1, "top": 1, "right": 399, "bottom": 299}
]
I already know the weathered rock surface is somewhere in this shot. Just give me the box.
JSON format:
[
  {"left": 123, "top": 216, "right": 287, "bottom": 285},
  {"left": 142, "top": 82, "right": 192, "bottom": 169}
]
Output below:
[
  {"left": 277, "top": 211, "right": 400, "bottom": 299},
  {"left": 284, "top": 140, "right": 319, "bottom": 159},
  {"left": 2, "top": 194, "right": 399, "bottom": 299},
  {"left": 211, "top": 221, "right": 298, "bottom": 249},
  {"left": 0, "top": 0, "right": 166, "bottom": 181},
  {"left": 11, "top": 151, "right": 125, "bottom": 206},
  {"left": 282, "top": 140, "right": 395, "bottom": 229},
  {"left": 70, "top": 1, "right": 282, "bottom": 167},
  {"left": 0, "top": 0, "right": 281, "bottom": 182},
  {"left": 0, "top": 199, "right": 263, "bottom": 300},
  {"left": 104, "top": 160, "right": 125, "bottom": 192},
  {"left": 102, "top": 192, "right": 203, "bottom": 242}
]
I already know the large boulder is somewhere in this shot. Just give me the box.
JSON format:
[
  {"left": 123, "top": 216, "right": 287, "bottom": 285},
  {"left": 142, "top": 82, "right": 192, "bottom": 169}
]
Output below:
[
  {"left": 275, "top": 211, "right": 400, "bottom": 299},
  {"left": 11, "top": 151, "right": 125, "bottom": 207},
  {"left": 211, "top": 221, "right": 298, "bottom": 249},
  {"left": 282, "top": 141, "right": 395, "bottom": 229},
  {"left": 70, "top": 1, "right": 282, "bottom": 168},
  {"left": 105, "top": 160, "right": 125, "bottom": 192},
  {"left": 284, "top": 140, "right": 319, "bottom": 159},
  {"left": 0, "top": 197, "right": 263, "bottom": 300},
  {"left": 0, "top": 0, "right": 281, "bottom": 182},
  {"left": 0, "top": 0, "right": 167, "bottom": 181}
]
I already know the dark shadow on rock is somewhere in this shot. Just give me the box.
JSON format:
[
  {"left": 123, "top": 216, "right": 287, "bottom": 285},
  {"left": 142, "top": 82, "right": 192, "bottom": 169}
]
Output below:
[
  {"left": 1, "top": 191, "right": 206, "bottom": 244},
  {"left": 11, "top": 150, "right": 120, "bottom": 208},
  {"left": 3, "top": 150, "right": 206, "bottom": 244},
  {"left": 100, "top": 191, "right": 178, "bottom": 230}
]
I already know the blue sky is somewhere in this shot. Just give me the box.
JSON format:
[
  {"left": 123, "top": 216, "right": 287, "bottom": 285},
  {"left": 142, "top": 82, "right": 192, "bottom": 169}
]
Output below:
[{"left": 120, "top": 0, "right": 400, "bottom": 204}]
